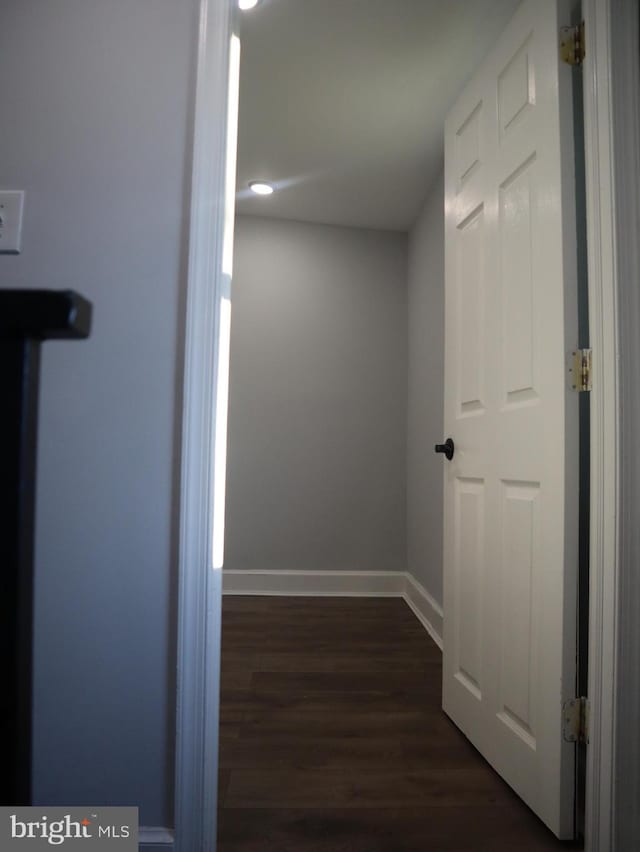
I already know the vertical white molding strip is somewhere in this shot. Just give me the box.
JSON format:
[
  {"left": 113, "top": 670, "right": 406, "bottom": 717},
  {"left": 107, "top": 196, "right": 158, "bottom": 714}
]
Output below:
[
  {"left": 609, "top": 0, "right": 640, "bottom": 848},
  {"left": 174, "top": 1, "right": 234, "bottom": 851},
  {"left": 582, "top": 1, "right": 619, "bottom": 849}
]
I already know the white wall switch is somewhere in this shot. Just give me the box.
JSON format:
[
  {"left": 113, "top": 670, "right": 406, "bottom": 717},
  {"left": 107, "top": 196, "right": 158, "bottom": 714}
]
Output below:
[{"left": 0, "top": 191, "right": 25, "bottom": 254}]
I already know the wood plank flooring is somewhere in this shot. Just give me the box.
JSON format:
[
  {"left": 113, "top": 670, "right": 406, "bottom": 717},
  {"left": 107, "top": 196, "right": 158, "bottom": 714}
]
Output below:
[{"left": 218, "top": 596, "right": 577, "bottom": 851}]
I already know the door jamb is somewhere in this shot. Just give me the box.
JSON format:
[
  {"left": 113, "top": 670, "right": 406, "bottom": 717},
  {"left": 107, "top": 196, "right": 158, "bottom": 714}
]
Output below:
[
  {"left": 173, "top": 0, "right": 632, "bottom": 849},
  {"left": 581, "top": 4, "right": 617, "bottom": 847},
  {"left": 172, "top": 1, "right": 236, "bottom": 850},
  {"left": 582, "top": 0, "right": 640, "bottom": 850}
]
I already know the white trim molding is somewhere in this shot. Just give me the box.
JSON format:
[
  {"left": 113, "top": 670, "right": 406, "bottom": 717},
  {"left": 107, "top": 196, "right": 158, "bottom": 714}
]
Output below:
[
  {"left": 223, "top": 569, "right": 404, "bottom": 597},
  {"left": 139, "top": 827, "right": 174, "bottom": 849},
  {"left": 606, "top": 0, "right": 640, "bottom": 849},
  {"left": 223, "top": 570, "right": 444, "bottom": 648},
  {"left": 173, "top": 1, "right": 235, "bottom": 851},
  {"left": 582, "top": 0, "right": 639, "bottom": 849},
  {"left": 582, "top": 3, "right": 619, "bottom": 848},
  {"left": 403, "top": 573, "right": 444, "bottom": 650}
]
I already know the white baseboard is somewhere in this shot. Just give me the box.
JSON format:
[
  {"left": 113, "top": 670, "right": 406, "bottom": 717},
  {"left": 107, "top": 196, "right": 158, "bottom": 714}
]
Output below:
[
  {"left": 403, "top": 572, "right": 444, "bottom": 650},
  {"left": 223, "top": 569, "right": 443, "bottom": 647},
  {"left": 139, "top": 827, "right": 174, "bottom": 849},
  {"left": 222, "top": 568, "right": 405, "bottom": 597}
]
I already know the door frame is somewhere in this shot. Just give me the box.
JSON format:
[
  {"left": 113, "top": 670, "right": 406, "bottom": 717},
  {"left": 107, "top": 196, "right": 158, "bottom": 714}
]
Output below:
[
  {"left": 172, "top": 0, "right": 237, "bottom": 850},
  {"left": 582, "top": 0, "right": 640, "bottom": 849},
  {"left": 172, "top": 1, "right": 637, "bottom": 850}
]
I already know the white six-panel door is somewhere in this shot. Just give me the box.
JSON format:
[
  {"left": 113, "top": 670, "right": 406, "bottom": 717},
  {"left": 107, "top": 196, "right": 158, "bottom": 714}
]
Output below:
[{"left": 442, "top": 0, "right": 579, "bottom": 838}]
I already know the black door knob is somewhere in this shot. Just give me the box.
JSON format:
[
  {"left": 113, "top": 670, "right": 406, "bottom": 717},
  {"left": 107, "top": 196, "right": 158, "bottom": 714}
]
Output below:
[{"left": 434, "top": 438, "right": 455, "bottom": 461}]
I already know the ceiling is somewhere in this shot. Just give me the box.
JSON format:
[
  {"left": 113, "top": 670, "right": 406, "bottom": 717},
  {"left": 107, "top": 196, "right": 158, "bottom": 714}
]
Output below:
[{"left": 235, "top": 0, "right": 521, "bottom": 231}]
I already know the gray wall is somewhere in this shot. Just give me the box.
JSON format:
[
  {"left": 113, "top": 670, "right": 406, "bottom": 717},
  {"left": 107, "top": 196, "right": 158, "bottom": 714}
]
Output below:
[
  {"left": 406, "top": 173, "right": 445, "bottom": 604},
  {"left": 0, "top": 0, "right": 198, "bottom": 824},
  {"left": 225, "top": 216, "right": 408, "bottom": 574}
]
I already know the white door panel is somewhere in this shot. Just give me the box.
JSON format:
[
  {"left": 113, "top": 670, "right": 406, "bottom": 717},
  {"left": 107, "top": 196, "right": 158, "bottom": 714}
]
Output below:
[{"left": 442, "top": 0, "right": 578, "bottom": 838}]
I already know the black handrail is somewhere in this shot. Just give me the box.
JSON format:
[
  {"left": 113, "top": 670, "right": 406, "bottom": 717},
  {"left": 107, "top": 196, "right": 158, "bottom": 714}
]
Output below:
[{"left": 0, "top": 289, "right": 92, "bottom": 806}]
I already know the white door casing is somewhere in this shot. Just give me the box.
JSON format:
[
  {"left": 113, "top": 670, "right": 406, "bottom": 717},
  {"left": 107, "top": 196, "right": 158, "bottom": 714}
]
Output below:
[{"left": 442, "top": 0, "right": 579, "bottom": 839}]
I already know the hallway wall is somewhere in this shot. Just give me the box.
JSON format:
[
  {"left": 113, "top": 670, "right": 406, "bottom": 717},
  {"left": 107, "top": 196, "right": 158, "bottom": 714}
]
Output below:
[
  {"left": 0, "top": 0, "right": 198, "bottom": 825},
  {"left": 225, "top": 215, "right": 408, "bottom": 575},
  {"left": 406, "top": 172, "right": 445, "bottom": 606}
]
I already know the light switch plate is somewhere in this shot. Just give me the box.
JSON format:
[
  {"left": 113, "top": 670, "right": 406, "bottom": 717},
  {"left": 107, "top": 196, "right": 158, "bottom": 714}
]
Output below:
[{"left": 0, "top": 191, "right": 25, "bottom": 254}]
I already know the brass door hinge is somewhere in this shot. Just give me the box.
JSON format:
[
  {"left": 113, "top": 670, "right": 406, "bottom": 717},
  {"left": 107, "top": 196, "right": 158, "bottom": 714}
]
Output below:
[
  {"left": 569, "top": 348, "right": 592, "bottom": 392},
  {"left": 560, "top": 22, "right": 585, "bottom": 65},
  {"left": 563, "top": 696, "right": 590, "bottom": 744}
]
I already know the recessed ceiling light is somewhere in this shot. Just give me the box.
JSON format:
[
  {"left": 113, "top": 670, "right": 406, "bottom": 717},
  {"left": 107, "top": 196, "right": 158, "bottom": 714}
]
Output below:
[
  {"left": 238, "top": 0, "right": 260, "bottom": 10},
  {"left": 249, "top": 181, "right": 274, "bottom": 196}
]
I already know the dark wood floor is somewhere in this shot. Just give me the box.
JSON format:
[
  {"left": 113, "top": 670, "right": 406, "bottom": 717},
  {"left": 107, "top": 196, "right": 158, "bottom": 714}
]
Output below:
[{"left": 218, "top": 596, "right": 575, "bottom": 851}]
